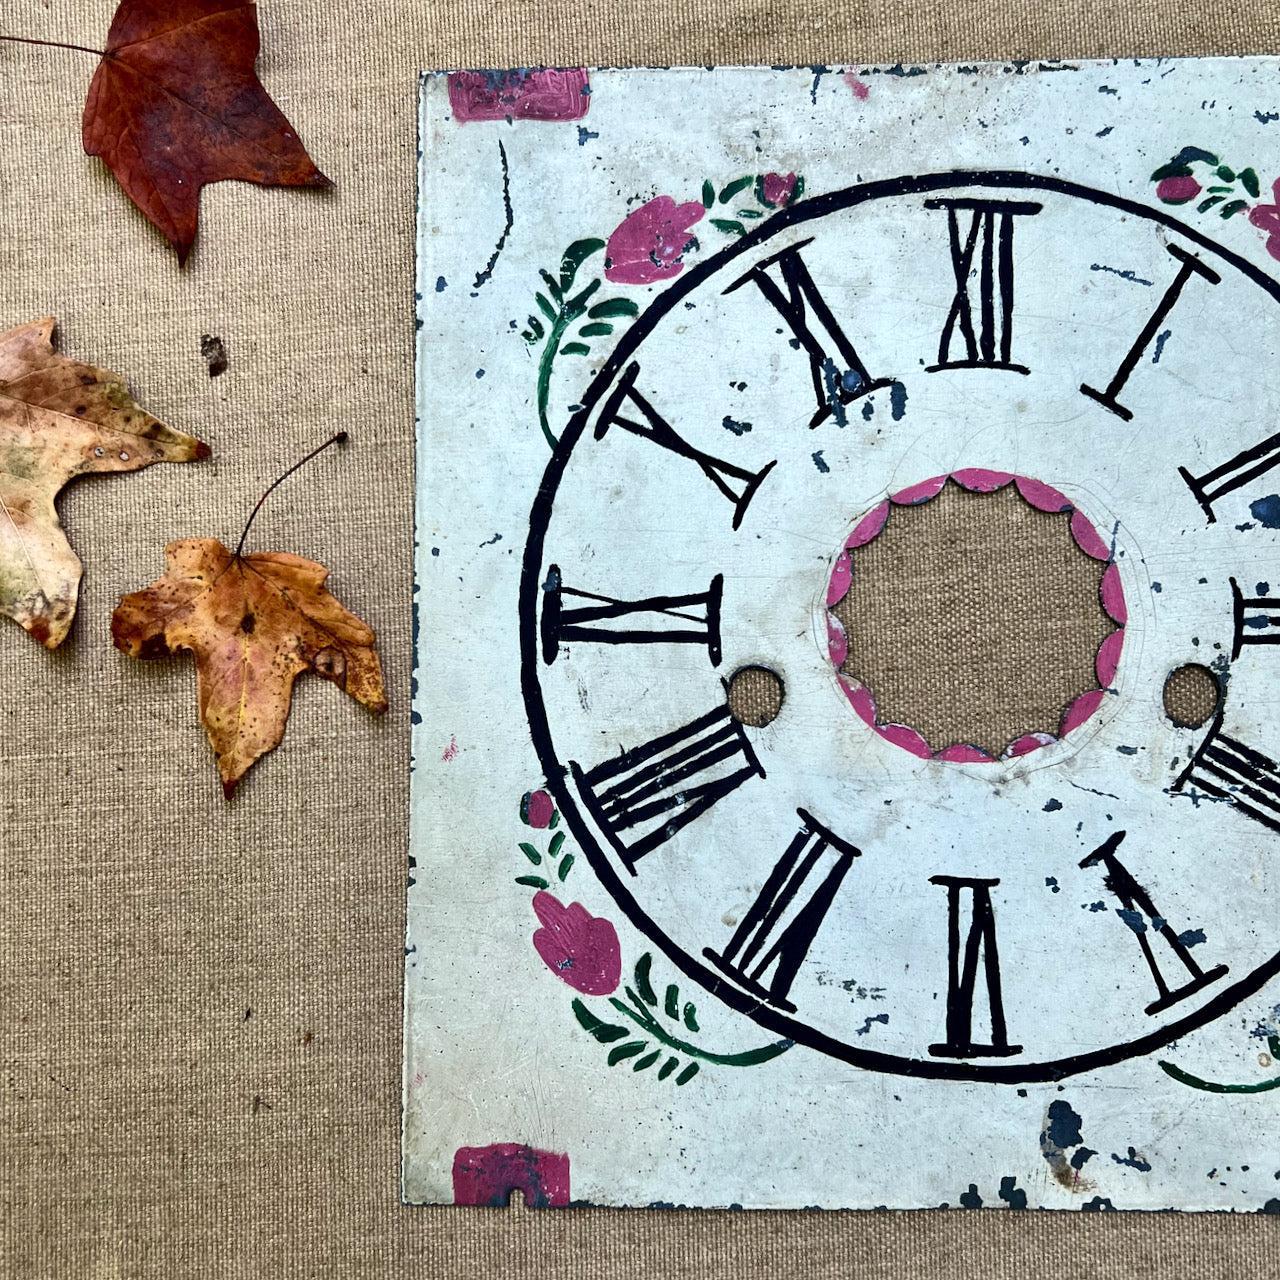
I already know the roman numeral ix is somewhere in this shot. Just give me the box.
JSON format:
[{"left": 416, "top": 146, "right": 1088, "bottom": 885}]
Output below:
[
  {"left": 1082, "top": 243, "right": 1220, "bottom": 422},
  {"left": 540, "top": 564, "right": 724, "bottom": 665},
  {"left": 724, "top": 240, "right": 893, "bottom": 427},
  {"left": 704, "top": 808, "right": 860, "bottom": 1012},
  {"left": 595, "top": 362, "right": 776, "bottom": 529},
  {"left": 924, "top": 197, "right": 1042, "bottom": 374},
  {"left": 572, "top": 705, "right": 766, "bottom": 873},
  {"left": 928, "top": 876, "right": 1022, "bottom": 1059},
  {"left": 1081, "top": 831, "right": 1228, "bottom": 1015},
  {"left": 1174, "top": 712, "right": 1280, "bottom": 834},
  {"left": 1179, "top": 430, "right": 1280, "bottom": 524}
]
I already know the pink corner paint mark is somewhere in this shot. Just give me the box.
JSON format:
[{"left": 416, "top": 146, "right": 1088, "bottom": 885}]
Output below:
[
  {"left": 452, "top": 1143, "right": 570, "bottom": 1208},
  {"left": 442, "top": 735, "right": 459, "bottom": 762},
  {"left": 448, "top": 69, "right": 590, "bottom": 123},
  {"left": 531, "top": 892, "right": 621, "bottom": 995},
  {"left": 604, "top": 196, "right": 705, "bottom": 285},
  {"left": 843, "top": 71, "right": 870, "bottom": 100}
]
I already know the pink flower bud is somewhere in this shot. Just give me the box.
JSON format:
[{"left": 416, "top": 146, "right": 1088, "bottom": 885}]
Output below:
[
  {"left": 520, "top": 789, "right": 555, "bottom": 828},
  {"left": 1155, "top": 175, "right": 1201, "bottom": 204}
]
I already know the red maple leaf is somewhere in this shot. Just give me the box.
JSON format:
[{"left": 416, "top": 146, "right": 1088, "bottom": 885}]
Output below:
[{"left": 81, "top": 0, "right": 330, "bottom": 264}]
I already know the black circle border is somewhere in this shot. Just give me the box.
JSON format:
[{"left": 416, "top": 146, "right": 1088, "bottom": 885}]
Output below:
[{"left": 519, "top": 169, "right": 1280, "bottom": 1083}]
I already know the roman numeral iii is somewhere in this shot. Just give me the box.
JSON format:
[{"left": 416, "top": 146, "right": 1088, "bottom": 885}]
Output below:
[
  {"left": 594, "top": 362, "right": 776, "bottom": 529},
  {"left": 540, "top": 565, "right": 724, "bottom": 665},
  {"left": 724, "top": 239, "right": 893, "bottom": 427},
  {"left": 928, "top": 876, "right": 1022, "bottom": 1059},
  {"left": 1081, "top": 832, "right": 1228, "bottom": 1015},
  {"left": 924, "top": 197, "right": 1042, "bottom": 374},
  {"left": 572, "top": 705, "right": 766, "bottom": 873},
  {"left": 704, "top": 808, "right": 860, "bottom": 1012}
]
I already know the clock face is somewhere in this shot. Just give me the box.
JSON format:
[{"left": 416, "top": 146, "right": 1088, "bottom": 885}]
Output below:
[{"left": 520, "top": 171, "right": 1280, "bottom": 1082}]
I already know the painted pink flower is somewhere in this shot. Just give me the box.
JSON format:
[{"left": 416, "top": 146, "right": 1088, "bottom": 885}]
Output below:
[
  {"left": 604, "top": 196, "right": 704, "bottom": 285},
  {"left": 762, "top": 172, "right": 798, "bottom": 208},
  {"left": 1155, "top": 175, "right": 1201, "bottom": 205},
  {"left": 448, "top": 69, "right": 590, "bottom": 124},
  {"left": 520, "top": 789, "right": 555, "bottom": 828},
  {"left": 1249, "top": 178, "right": 1280, "bottom": 262},
  {"left": 531, "top": 891, "right": 620, "bottom": 995}
]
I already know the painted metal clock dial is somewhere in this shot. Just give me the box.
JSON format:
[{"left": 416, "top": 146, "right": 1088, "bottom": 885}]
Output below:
[{"left": 521, "top": 171, "right": 1280, "bottom": 1082}]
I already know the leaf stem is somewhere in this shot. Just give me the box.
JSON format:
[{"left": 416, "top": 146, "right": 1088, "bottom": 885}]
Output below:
[
  {"left": 534, "top": 267, "right": 602, "bottom": 450},
  {"left": 0, "top": 34, "right": 106, "bottom": 56},
  {"left": 610, "top": 987, "right": 792, "bottom": 1067},
  {"left": 236, "top": 432, "right": 348, "bottom": 558}
]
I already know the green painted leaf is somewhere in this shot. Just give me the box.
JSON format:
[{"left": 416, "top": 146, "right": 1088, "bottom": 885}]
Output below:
[
  {"left": 736, "top": 209, "right": 763, "bottom": 219},
  {"left": 702, "top": 179, "right": 715, "bottom": 208},
  {"left": 683, "top": 1002, "right": 699, "bottom": 1032},
  {"left": 540, "top": 268, "right": 563, "bottom": 300},
  {"left": 535, "top": 292, "right": 557, "bottom": 322},
  {"left": 664, "top": 984, "right": 680, "bottom": 1020},
  {"left": 515, "top": 875, "right": 548, "bottom": 889},
  {"left": 1221, "top": 199, "right": 1249, "bottom": 218},
  {"left": 548, "top": 832, "right": 566, "bottom": 858},
  {"left": 635, "top": 953, "right": 658, "bottom": 1006},
  {"left": 519, "top": 842, "right": 541, "bottom": 865},
  {"left": 710, "top": 219, "right": 746, "bottom": 236},
  {"left": 549, "top": 809, "right": 560, "bottom": 829},
  {"left": 560, "top": 237, "right": 606, "bottom": 289},
  {"left": 1197, "top": 196, "right": 1225, "bottom": 212},
  {"left": 1217, "top": 165, "right": 1236, "bottom": 182},
  {"left": 561, "top": 342, "right": 591, "bottom": 356},
  {"left": 579, "top": 322, "right": 613, "bottom": 337},
  {"left": 792, "top": 176, "right": 805, "bottom": 203},
  {"left": 1242, "top": 167, "right": 1261, "bottom": 198},
  {"left": 525, "top": 316, "right": 544, "bottom": 341},
  {"left": 520, "top": 331, "right": 535, "bottom": 344},
  {"left": 572, "top": 998, "right": 630, "bottom": 1043},
  {"left": 1150, "top": 161, "right": 1194, "bottom": 181},
  {"left": 675, "top": 1061, "right": 700, "bottom": 1086},
  {"left": 557, "top": 854, "right": 574, "bottom": 881},
  {"left": 566, "top": 278, "right": 602, "bottom": 314},
  {"left": 658, "top": 1056, "right": 680, "bottom": 1080},
  {"left": 588, "top": 298, "right": 641, "bottom": 319},
  {"left": 633, "top": 1050, "right": 662, "bottom": 1072},
  {"left": 719, "top": 176, "right": 754, "bottom": 204},
  {"left": 1206, "top": 185, "right": 1234, "bottom": 193},
  {"left": 608, "top": 1040, "right": 648, "bottom": 1066}
]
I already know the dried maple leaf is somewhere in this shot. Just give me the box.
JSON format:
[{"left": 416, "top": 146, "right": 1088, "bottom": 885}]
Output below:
[
  {"left": 81, "top": 0, "right": 331, "bottom": 264},
  {"left": 0, "top": 317, "right": 209, "bottom": 649},
  {"left": 112, "top": 538, "right": 388, "bottom": 798}
]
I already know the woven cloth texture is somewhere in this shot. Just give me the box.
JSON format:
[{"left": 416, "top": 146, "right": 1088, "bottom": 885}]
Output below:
[{"left": 1, "top": 3, "right": 1278, "bottom": 1277}]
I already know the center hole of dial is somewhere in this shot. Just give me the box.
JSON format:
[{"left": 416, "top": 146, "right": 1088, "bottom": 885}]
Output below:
[{"left": 824, "top": 471, "right": 1126, "bottom": 762}]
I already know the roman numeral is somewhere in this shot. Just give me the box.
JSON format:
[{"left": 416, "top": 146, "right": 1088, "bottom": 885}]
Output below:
[
  {"left": 1080, "top": 832, "right": 1228, "bottom": 1015},
  {"left": 1179, "top": 430, "right": 1280, "bottom": 524},
  {"left": 928, "top": 877, "right": 1022, "bottom": 1059},
  {"left": 924, "top": 198, "right": 1042, "bottom": 374},
  {"left": 1231, "top": 576, "right": 1280, "bottom": 659},
  {"left": 539, "top": 564, "right": 724, "bottom": 666},
  {"left": 703, "top": 808, "right": 860, "bottom": 1012},
  {"left": 595, "top": 363, "right": 775, "bottom": 530},
  {"left": 723, "top": 239, "right": 893, "bottom": 427},
  {"left": 1081, "top": 243, "right": 1220, "bottom": 422},
  {"left": 1173, "top": 714, "right": 1280, "bottom": 834},
  {"left": 572, "top": 705, "right": 765, "bottom": 873}
]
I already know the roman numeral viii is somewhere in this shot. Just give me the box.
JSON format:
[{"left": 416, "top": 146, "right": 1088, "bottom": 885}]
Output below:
[
  {"left": 595, "top": 362, "right": 776, "bottom": 529},
  {"left": 924, "top": 198, "right": 1042, "bottom": 374},
  {"left": 572, "top": 705, "right": 765, "bottom": 873},
  {"left": 540, "top": 565, "right": 724, "bottom": 665},
  {"left": 704, "top": 808, "right": 860, "bottom": 1012},
  {"left": 1081, "top": 243, "right": 1220, "bottom": 422},
  {"left": 928, "top": 876, "right": 1022, "bottom": 1059},
  {"left": 1081, "top": 832, "right": 1228, "bottom": 1015},
  {"left": 724, "top": 240, "right": 893, "bottom": 427}
]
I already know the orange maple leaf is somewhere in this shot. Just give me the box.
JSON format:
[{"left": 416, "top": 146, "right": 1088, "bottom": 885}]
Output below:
[
  {"left": 81, "top": 0, "right": 331, "bottom": 264},
  {"left": 0, "top": 317, "right": 209, "bottom": 648},
  {"left": 112, "top": 538, "right": 387, "bottom": 797}
]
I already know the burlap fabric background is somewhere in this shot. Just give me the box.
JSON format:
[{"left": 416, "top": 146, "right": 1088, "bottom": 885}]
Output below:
[{"left": 2, "top": 3, "right": 1278, "bottom": 1277}]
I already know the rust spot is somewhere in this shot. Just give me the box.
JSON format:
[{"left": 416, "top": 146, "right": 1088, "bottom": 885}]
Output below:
[
  {"left": 137, "top": 633, "right": 171, "bottom": 661},
  {"left": 26, "top": 617, "right": 51, "bottom": 645},
  {"left": 313, "top": 645, "right": 347, "bottom": 688},
  {"left": 75, "top": 404, "right": 86, "bottom": 416},
  {"left": 240, "top": 612, "right": 255, "bottom": 634}
]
